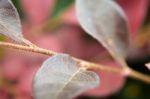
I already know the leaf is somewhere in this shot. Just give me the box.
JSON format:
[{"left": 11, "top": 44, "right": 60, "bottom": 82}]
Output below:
[
  {"left": 145, "top": 63, "right": 150, "bottom": 71},
  {"left": 21, "top": 0, "right": 55, "bottom": 25},
  {"left": 117, "top": 0, "right": 149, "bottom": 34},
  {"left": 51, "top": 0, "right": 74, "bottom": 17},
  {"left": 84, "top": 61, "right": 125, "bottom": 97},
  {"left": 76, "top": 0, "right": 129, "bottom": 66},
  {"left": 0, "top": 0, "right": 24, "bottom": 43},
  {"left": 32, "top": 54, "right": 99, "bottom": 99}
]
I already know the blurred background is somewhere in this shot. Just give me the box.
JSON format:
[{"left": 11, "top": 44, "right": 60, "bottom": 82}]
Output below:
[{"left": 0, "top": 0, "right": 150, "bottom": 99}]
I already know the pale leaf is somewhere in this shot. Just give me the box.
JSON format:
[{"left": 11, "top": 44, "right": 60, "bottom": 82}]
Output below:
[
  {"left": 0, "top": 0, "right": 24, "bottom": 43},
  {"left": 76, "top": 0, "right": 129, "bottom": 66},
  {"left": 145, "top": 63, "right": 150, "bottom": 70},
  {"left": 32, "top": 54, "right": 99, "bottom": 99}
]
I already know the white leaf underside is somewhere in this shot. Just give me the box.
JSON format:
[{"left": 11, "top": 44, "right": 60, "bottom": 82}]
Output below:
[
  {"left": 76, "top": 0, "right": 129, "bottom": 66},
  {"left": 33, "top": 54, "right": 99, "bottom": 99},
  {"left": 0, "top": 0, "right": 24, "bottom": 43}
]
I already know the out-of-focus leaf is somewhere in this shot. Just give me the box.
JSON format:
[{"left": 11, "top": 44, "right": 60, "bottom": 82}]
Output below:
[
  {"left": 61, "top": 5, "right": 79, "bottom": 25},
  {"left": 32, "top": 54, "right": 99, "bottom": 99},
  {"left": 76, "top": 0, "right": 129, "bottom": 66},
  {"left": 21, "top": 0, "right": 54, "bottom": 25},
  {"left": 117, "top": 0, "right": 149, "bottom": 34},
  {"left": 0, "top": 0, "right": 24, "bottom": 43},
  {"left": 51, "top": 0, "right": 74, "bottom": 17},
  {"left": 145, "top": 63, "right": 150, "bottom": 70}
]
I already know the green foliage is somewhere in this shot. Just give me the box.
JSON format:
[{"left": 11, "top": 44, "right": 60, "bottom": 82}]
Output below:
[{"left": 51, "top": 0, "right": 74, "bottom": 17}]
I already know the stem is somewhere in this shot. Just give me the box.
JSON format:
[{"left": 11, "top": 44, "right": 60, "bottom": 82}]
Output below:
[{"left": 0, "top": 41, "right": 150, "bottom": 84}]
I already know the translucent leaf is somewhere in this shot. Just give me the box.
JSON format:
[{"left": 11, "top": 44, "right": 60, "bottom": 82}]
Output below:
[
  {"left": 0, "top": 0, "right": 24, "bottom": 43},
  {"left": 76, "top": 0, "right": 129, "bottom": 66},
  {"left": 32, "top": 54, "right": 99, "bottom": 99}
]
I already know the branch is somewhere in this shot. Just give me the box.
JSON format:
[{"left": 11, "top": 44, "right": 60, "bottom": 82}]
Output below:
[{"left": 0, "top": 41, "right": 150, "bottom": 84}]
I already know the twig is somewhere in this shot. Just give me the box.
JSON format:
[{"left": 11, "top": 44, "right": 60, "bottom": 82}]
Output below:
[{"left": 0, "top": 41, "right": 150, "bottom": 84}]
